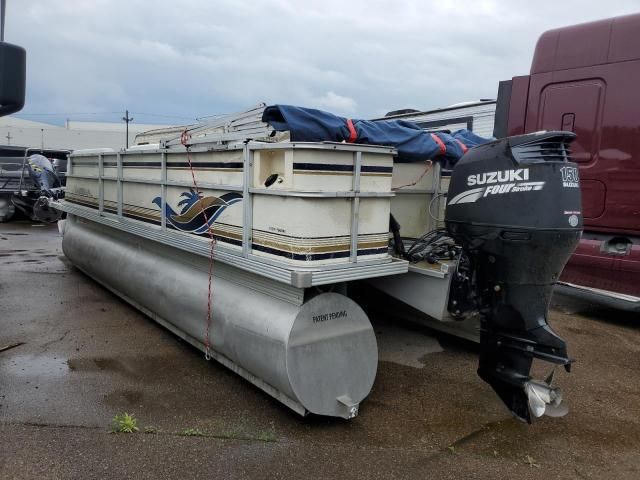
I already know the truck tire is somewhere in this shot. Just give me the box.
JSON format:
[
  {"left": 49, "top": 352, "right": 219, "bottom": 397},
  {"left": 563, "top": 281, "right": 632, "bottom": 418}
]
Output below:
[{"left": 0, "top": 196, "right": 16, "bottom": 222}]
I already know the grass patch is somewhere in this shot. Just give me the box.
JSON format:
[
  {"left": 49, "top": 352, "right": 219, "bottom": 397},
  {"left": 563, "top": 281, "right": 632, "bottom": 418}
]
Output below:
[
  {"left": 179, "top": 428, "right": 206, "bottom": 437},
  {"left": 174, "top": 424, "right": 277, "bottom": 442},
  {"left": 144, "top": 426, "right": 158, "bottom": 434},
  {"left": 111, "top": 413, "right": 139, "bottom": 433},
  {"left": 218, "top": 427, "right": 277, "bottom": 442},
  {"left": 254, "top": 430, "right": 277, "bottom": 442}
]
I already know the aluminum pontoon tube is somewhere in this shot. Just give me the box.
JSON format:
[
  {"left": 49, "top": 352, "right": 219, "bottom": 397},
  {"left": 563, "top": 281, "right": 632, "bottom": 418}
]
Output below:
[{"left": 62, "top": 216, "right": 378, "bottom": 419}]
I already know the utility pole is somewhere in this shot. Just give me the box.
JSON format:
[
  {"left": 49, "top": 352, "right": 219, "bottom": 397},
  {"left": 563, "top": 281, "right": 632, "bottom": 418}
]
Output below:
[
  {"left": 5, "top": 132, "right": 11, "bottom": 145},
  {"left": 122, "top": 109, "right": 133, "bottom": 148},
  {"left": 40, "top": 128, "right": 44, "bottom": 149}
]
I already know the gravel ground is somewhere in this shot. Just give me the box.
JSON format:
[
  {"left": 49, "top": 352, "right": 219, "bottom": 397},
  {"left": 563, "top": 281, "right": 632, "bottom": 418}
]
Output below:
[{"left": 1, "top": 221, "right": 639, "bottom": 479}]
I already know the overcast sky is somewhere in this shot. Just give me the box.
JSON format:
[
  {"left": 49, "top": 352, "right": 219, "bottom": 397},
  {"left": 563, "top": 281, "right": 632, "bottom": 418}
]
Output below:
[{"left": 6, "top": 0, "right": 640, "bottom": 125}]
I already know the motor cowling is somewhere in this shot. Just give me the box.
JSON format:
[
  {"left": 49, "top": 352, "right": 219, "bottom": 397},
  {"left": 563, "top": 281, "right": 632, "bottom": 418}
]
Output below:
[{"left": 445, "top": 131, "right": 582, "bottom": 422}]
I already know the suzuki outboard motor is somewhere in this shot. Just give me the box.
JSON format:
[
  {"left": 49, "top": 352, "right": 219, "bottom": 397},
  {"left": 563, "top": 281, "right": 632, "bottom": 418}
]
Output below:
[{"left": 445, "top": 131, "right": 582, "bottom": 423}]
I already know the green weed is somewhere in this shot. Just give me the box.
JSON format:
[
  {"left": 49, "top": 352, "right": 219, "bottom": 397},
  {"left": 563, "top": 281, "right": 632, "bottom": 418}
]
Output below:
[{"left": 111, "top": 413, "right": 139, "bottom": 433}]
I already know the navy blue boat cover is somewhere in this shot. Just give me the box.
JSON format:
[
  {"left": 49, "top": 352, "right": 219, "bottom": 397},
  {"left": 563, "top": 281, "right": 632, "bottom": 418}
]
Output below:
[{"left": 262, "top": 105, "right": 489, "bottom": 168}]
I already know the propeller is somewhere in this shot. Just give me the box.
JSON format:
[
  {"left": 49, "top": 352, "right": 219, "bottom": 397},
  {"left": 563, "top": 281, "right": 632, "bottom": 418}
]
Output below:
[
  {"left": 33, "top": 196, "right": 63, "bottom": 223},
  {"left": 525, "top": 369, "right": 568, "bottom": 418}
]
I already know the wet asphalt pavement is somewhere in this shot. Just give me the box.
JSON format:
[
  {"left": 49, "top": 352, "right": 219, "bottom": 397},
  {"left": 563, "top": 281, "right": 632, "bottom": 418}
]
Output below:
[{"left": 1, "top": 221, "right": 640, "bottom": 479}]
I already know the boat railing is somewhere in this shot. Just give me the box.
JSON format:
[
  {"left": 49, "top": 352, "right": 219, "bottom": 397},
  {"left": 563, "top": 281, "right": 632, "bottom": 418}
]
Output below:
[{"left": 58, "top": 141, "right": 411, "bottom": 288}]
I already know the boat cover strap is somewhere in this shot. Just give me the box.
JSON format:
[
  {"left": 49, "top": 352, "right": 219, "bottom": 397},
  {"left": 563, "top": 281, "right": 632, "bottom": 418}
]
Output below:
[
  {"left": 430, "top": 133, "right": 446, "bottom": 155},
  {"left": 346, "top": 118, "right": 357, "bottom": 143},
  {"left": 262, "top": 104, "right": 489, "bottom": 167}
]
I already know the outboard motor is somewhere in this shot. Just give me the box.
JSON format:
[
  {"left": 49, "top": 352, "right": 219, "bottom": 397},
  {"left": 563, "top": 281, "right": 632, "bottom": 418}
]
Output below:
[
  {"left": 11, "top": 154, "right": 64, "bottom": 222},
  {"left": 445, "top": 131, "right": 582, "bottom": 423}
]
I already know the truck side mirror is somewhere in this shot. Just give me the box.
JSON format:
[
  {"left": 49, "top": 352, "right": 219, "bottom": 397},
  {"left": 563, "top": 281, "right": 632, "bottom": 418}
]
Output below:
[{"left": 0, "top": 41, "right": 26, "bottom": 116}]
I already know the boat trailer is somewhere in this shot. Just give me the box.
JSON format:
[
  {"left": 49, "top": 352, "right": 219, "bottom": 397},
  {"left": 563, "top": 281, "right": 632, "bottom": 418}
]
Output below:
[{"left": 49, "top": 106, "right": 582, "bottom": 422}]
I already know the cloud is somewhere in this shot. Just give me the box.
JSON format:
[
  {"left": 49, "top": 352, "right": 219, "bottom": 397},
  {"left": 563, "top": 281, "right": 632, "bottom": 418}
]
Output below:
[
  {"left": 311, "top": 92, "right": 357, "bottom": 115},
  {"left": 5, "top": 0, "right": 640, "bottom": 124}
]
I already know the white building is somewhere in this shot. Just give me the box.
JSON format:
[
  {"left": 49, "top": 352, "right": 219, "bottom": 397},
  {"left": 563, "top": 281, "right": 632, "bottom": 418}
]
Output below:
[{"left": 0, "top": 116, "right": 174, "bottom": 151}]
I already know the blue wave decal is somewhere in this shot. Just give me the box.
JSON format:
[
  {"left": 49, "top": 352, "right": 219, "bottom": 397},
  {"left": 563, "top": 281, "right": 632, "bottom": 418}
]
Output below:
[{"left": 152, "top": 189, "right": 242, "bottom": 234}]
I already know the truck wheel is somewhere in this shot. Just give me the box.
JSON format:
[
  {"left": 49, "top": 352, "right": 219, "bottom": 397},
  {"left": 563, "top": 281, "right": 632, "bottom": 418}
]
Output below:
[{"left": 0, "top": 197, "right": 15, "bottom": 222}]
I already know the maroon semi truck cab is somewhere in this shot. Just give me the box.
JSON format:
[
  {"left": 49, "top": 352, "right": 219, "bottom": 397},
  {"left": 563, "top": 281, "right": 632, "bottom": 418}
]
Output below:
[{"left": 493, "top": 13, "right": 640, "bottom": 311}]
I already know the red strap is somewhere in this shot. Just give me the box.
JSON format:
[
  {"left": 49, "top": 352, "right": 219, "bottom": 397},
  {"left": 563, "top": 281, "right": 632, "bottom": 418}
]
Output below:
[
  {"left": 346, "top": 119, "right": 357, "bottom": 143},
  {"left": 181, "top": 129, "right": 214, "bottom": 361},
  {"left": 180, "top": 129, "right": 191, "bottom": 146},
  {"left": 430, "top": 133, "right": 446, "bottom": 155},
  {"left": 455, "top": 139, "right": 468, "bottom": 154}
]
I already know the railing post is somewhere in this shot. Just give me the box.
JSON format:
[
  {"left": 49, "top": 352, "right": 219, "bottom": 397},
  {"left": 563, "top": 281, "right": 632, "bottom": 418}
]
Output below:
[
  {"left": 432, "top": 162, "right": 441, "bottom": 229},
  {"left": 349, "top": 150, "right": 362, "bottom": 263},
  {"left": 67, "top": 152, "right": 73, "bottom": 177},
  {"left": 241, "top": 144, "right": 253, "bottom": 257},
  {"left": 98, "top": 153, "right": 104, "bottom": 214},
  {"left": 117, "top": 152, "right": 123, "bottom": 218},
  {"left": 161, "top": 151, "right": 167, "bottom": 230}
]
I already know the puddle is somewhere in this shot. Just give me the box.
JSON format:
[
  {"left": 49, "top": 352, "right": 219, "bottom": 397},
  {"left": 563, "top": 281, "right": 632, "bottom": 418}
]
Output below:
[
  {"left": 66, "top": 356, "right": 176, "bottom": 381},
  {"left": 1, "top": 354, "right": 69, "bottom": 377},
  {"left": 0, "top": 250, "right": 27, "bottom": 256},
  {"left": 375, "top": 322, "right": 443, "bottom": 368},
  {"left": 104, "top": 389, "right": 144, "bottom": 406},
  {"left": 67, "top": 357, "right": 127, "bottom": 373}
]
